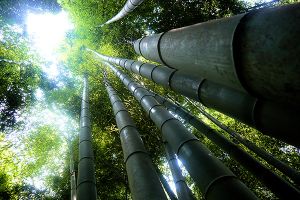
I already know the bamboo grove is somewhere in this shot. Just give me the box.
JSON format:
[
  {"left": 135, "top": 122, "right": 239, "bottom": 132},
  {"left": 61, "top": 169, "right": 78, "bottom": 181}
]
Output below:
[
  {"left": 69, "top": 1, "right": 300, "bottom": 200},
  {"left": 1, "top": 0, "right": 299, "bottom": 199}
]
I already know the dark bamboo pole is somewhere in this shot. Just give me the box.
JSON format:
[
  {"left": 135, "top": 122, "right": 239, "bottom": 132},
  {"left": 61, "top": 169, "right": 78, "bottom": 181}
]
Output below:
[
  {"left": 183, "top": 97, "right": 300, "bottom": 186},
  {"left": 88, "top": 50, "right": 300, "bottom": 148},
  {"left": 104, "top": 78, "right": 167, "bottom": 200},
  {"left": 102, "top": 61, "right": 258, "bottom": 200},
  {"left": 100, "top": 0, "right": 144, "bottom": 26},
  {"left": 133, "top": 4, "right": 300, "bottom": 107},
  {"left": 156, "top": 169, "right": 178, "bottom": 200},
  {"left": 165, "top": 142, "right": 195, "bottom": 200},
  {"left": 151, "top": 92, "right": 300, "bottom": 199},
  {"left": 69, "top": 143, "right": 76, "bottom": 200},
  {"left": 77, "top": 74, "right": 97, "bottom": 200}
]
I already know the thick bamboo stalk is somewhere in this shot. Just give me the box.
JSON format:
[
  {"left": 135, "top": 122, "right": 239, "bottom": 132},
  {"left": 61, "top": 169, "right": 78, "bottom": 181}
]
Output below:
[
  {"left": 104, "top": 78, "right": 167, "bottom": 200},
  {"left": 102, "top": 61, "right": 258, "bottom": 200},
  {"left": 101, "top": 0, "right": 144, "bottom": 26},
  {"left": 89, "top": 50, "right": 300, "bottom": 148},
  {"left": 165, "top": 142, "right": 195, "bottom": 200},
  {"left": 152, "top": 92, "right": 300, "bottom": 199},
  {"left": 133, "top": 4, "right": 300, "bottom": 107},
  {"left": 156, "top": 169, "right": 178, "bottom": 200},
  {"left": 77, "top": 74, "right": 97, "bottom": 200},
  {"left": 183, "top": 97, "right": 300, "bottom": 186},
  {"left": 70, "top": 172, "right": 76, "bottom": 200}
]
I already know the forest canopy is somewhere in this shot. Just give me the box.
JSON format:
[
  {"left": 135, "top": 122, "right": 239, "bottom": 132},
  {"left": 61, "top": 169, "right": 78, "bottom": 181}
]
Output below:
[{"left": 0, "top": 0, "right": 299, "bottom": 199}]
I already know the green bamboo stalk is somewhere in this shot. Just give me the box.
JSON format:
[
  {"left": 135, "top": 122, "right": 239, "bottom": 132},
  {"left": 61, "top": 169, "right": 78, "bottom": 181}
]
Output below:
[
  {"left": 183, "top": 97, "right": 300, "bottom": 186},
  {"left": 165, "top": 142, "right": 195, "bottom": 200},
  {"left": 77, "top": 74, "right": 97, "bottom": 200},
  {"left": 70, "top": 144, "right": 76, "bottom": 200},
  {"left": 152, "top": 92, "right": 300, "bottom": 199},
  {"left": 100, "top": 0, "right": 144, "bottom": 26},
  {"left": 89, "top": 50, "right": 300, "bottom": 148},
  {"left": 133, "top": 4, "right": 300, "bottom": 107},
  {"left": 104, "top": 77, "right": 167, "bottom": 200},
  {"left": 156, "top": 169, "right": 178, "bottom": 200},
  {"left": 102, "top": 61, "right": 258, "bottom": 200}
]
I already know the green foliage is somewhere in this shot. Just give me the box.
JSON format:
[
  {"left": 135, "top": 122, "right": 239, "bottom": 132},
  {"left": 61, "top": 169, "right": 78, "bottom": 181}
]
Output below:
[
  {"left": 0, "top": 20, "right": 41, "bottom": 131},
  {"left": 0, "top": 123, "right": 69, "bottom": 199},
  {"left": 0, "top": 132, "right": 50, "bottom": 199},
  {"left": 22, "top": 125, "right": 63, "bottom": 177},
  {"left": 142, "top": 0, "right": 246, "bottom": 33},
  {"left": 0, "top": 132, "right": 17, "bottom": 199},
  {"left": 46, "top": 172, "right": 70, "bottom": 199}
]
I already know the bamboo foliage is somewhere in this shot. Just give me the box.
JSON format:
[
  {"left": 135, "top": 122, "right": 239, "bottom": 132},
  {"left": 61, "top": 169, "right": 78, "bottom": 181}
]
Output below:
[
  {"left": 102, "top": 61, "right": 258, "bottom": 200},
  {"left": 0, "top": 58, "right": 31, "bottom": 66},
  {"left": 104, "top": 77, "right": 167, "bottom": 200}
]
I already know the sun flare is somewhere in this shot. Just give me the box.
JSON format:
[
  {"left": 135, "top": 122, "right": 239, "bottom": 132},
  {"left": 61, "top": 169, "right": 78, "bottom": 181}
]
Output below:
[
  {"left": 26, "top": 11, "right": 73, "bottom": 59},
  {"left": 25, "top": 11, "right": 73, "bottom": 80}
]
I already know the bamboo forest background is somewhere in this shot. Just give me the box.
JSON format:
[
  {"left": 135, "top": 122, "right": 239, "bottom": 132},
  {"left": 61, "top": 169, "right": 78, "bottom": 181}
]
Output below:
[{"left": 0, "top": 0, "right": 299, "bottom": 199}]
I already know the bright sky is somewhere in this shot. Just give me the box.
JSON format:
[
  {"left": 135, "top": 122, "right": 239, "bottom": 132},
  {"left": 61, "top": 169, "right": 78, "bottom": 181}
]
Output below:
[{"left": 25, "top": 11, "right": 73, "bottom": 79}]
